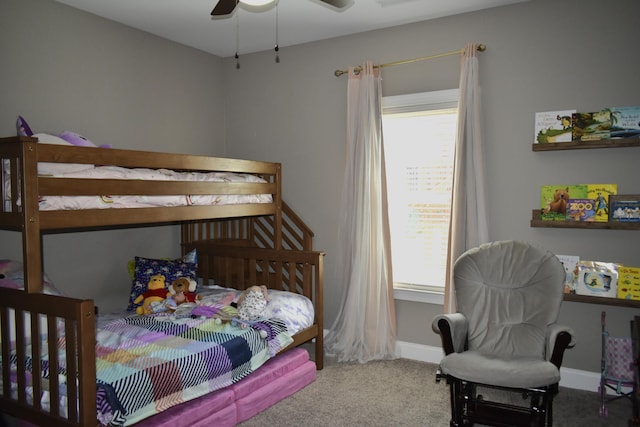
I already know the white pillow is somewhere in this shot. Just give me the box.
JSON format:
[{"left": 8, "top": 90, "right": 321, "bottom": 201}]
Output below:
[
  {"left": 198, "top": 286, "right": 314, "bottom": 334},
  {"left": 34, "top": 133, "right": 95, "bottom": 175},
  {"left": 264, "top": 290, "right": 315, "bottom": 333}
]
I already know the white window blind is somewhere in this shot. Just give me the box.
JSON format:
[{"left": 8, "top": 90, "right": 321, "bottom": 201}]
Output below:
[{"left": 382, "top": 89, "right": 458, "bottom": 297}]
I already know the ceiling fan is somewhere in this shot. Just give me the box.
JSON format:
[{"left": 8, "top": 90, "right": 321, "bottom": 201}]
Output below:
[{"left": 211, "top": 0, "right": 353, "bottom": 17}]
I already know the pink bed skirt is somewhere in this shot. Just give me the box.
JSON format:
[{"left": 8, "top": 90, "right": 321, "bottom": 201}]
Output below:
[{"left": 135, "top": 347, "right": 317, "bottom": 426}]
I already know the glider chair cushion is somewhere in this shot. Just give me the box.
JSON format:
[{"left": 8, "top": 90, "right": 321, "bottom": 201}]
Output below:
[{"left": 432, "top": 240, "right": 575, "bottom": 427}]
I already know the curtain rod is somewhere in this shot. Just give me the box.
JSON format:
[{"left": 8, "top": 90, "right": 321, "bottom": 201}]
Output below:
[{"left": 334, "top": 44, "right": 486, "bottom": 77}]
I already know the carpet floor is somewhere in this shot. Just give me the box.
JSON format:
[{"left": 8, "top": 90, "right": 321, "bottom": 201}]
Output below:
[{"left": 239, "top": 350, "right": 635, "bottom": 427}]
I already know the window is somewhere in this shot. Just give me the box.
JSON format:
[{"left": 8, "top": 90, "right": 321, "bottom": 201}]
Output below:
[{"left": 382, "top": 89, "right": 458, "bottom": 303}]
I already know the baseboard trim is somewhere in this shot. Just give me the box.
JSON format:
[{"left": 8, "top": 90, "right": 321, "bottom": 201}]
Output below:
[{"left": 395, "top": 340, "right": 601, "bottom": 392}]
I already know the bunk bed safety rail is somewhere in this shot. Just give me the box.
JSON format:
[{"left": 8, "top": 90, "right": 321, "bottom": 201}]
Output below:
[
  {"left": 183, "top": 242, "right": 325, "bottom": 369},
  {"left": 0, "top": 287, "right": 96, "bottom": 427}
]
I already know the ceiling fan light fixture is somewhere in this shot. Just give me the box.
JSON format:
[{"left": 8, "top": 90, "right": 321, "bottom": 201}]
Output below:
[
  {"left": 239, "top": 0, "right": 278, "bottom": 12},
  {"left": 240, "top": 0, "right": 276, "bottom": 6}
]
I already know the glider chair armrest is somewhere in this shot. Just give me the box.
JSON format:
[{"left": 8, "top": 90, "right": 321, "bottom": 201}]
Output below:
[
  {"left": 546, "top": 324, "right": 576, "bottom": 368},
  {"left": 432, "top": 313, "right": 468, "bottom": 355}
]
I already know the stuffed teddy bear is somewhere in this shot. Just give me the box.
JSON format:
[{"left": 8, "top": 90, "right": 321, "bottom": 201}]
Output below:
[
  {"left": 134, "top": 274, "right": 168, "bottom": 315},
  {"left": 171, "top": 277, "right": 201, "bottom": 303},
  {"left": 165, "top": 277, "right": 201, "bottom": 311},
  {"left": 235, "top": 285, "right": 269, "bottom": 325}
]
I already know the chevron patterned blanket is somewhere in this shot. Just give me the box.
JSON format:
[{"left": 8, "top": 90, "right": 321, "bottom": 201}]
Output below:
[{"left": 94, "top": 314, "right": 292, "bottom": 426}]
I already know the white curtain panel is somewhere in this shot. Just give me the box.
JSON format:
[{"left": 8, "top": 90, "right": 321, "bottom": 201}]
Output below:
[
  {"left": 325, "top": 61, "right": 397, "bottom": 363},
  {"left": 444, "top": 43, "right": 490, "bottom": 313}
]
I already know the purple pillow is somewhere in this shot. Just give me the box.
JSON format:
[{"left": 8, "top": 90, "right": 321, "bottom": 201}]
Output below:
[{"left": 16, "top": 116, "right": 34, "bottom": 137}]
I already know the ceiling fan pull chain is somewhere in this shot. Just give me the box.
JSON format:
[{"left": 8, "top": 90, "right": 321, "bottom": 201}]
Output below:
[
  {"left": 274, "top": 2, "right": 280, "bottom": 63},
  {"left": 235, "top": 11, "right": 240, "bottom": 69}
]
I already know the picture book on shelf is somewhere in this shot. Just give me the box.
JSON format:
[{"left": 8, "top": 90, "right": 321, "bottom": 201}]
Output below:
[
  {"left": 576, "top": 261, "right": 618, "bottom": 298},
  {"left": 610, "top": 196, "right": 640, "bottom": 222},
  {"left": 540, "top": 184, "right": 587, "bottom": 221},
  {"left": 610, "top": 106, "right": 640, "bottom": 139},
  {"left": 534, "top": 110, "right": 575, "bottom": 144},
  {"left": 566, "top": 198, "right": 596, "bottom": 222},
  {"left": 587, "top": 184, "right": 617, "bottom": 222},
  {"left": 617, "top": 266, "right": 640, "bottom": 300},
  {"left": 572, "top": 110, "right": 611, "bottom": 141},
  {"left": 556, "top": 254, "right": 579, "bottom": 294}
]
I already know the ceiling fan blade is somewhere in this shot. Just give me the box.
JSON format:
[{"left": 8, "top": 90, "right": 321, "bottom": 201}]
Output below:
[
  {"left": 318, "top": 0, "right": 354, "bottom": 9},
  {"left": 211, "top": 0, "right": 238, "bottom": 16}
]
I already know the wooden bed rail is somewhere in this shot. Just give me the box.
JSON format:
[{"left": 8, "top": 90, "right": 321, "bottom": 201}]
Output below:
[
  {"left": 183, "top": 242, "right": 325, "bottom": 369},
  {"left": 0, "top": 137, "right": 282, "bottom": 231},
  {"left": 181, "top": 201, "right": 314, "bottom": 253},
  {"left": 0, "top": 287, "right": 96, "bottom": 427}
]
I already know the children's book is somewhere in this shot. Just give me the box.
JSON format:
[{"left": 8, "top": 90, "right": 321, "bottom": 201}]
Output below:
[
  {"left": 534, "top": 110, "right": 575, "bottom": 144},
  {"left": 586, "top": 184, "right": 617, "bottom": 222},
  {"left": 610, "top": 106, "right": 640, "bottom": 139},
  {"left": 576, "top": 261, "right": 618, "bottom": 298},
  {"left": 556, "top": 254, "right": 580, "bottom": 294},
  {"left": 610, "top": 197, "right": 640, "bottom": 222},
  {"left": 540, "top": 184, "right": 587, "bottom": 221},
  {"left": 572, "top": 110, "right": 611, "bottom": 141},
  {"left": 566, "top": 198, "right": 596, "bottom": 222},
  {"left": 617, "top": 266, "right": 640, "bottom": 300}
]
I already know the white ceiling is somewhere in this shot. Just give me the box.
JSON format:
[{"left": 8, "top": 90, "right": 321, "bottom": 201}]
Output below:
[{"left": 54, "top": 0, "right": 527, "bottom": 58}]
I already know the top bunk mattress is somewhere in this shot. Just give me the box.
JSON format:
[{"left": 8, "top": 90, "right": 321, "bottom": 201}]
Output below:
[
  {"left": 1, "top": 138, "right": 274, "bottom": 212},
  {"left": 34, "top": 166, "right": 272, "bottom": 210}
]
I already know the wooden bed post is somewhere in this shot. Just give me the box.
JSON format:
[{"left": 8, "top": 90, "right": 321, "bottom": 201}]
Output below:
[
  {"left": 76, "top": 299, "right": 97, "bottom": 426},
  {"left": 274, "top": 163, "right": 282, "bottom": 250},
  {"left": 20, "top": 140, "right": 43, "bottom": 293},
  {"left": 315, "top": 253, "right": 325, "bottom": 369}
]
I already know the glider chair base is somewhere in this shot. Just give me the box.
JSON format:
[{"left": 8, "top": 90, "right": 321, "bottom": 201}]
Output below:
[{"left": 436, "top": 370, "right": 558, "bottom": 427}]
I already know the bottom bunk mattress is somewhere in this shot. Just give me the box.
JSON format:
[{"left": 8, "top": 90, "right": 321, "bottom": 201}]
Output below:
[
  {"left": 2, "top": 312, "right": 294, "bottom": 426},
  {"left": 11, "top": 347, "right": 316, "bottom": 427},
  {"left": 95, "top": 314, "right": 294, "bottom": 426}
]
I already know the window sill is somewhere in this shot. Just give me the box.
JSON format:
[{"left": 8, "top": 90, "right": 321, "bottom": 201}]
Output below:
[{"left": 394, "top": 287, "right": 444, "bottom": 305}]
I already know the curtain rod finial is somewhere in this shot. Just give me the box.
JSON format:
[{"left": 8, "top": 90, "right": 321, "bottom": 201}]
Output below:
[{"left": 478, "top": 44, "right": 486, "bottom": 52}]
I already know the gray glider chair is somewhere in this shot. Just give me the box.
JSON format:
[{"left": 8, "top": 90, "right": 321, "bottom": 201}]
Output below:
[{"left": 433, "top": 240, "right": 575, "bottom": 427}]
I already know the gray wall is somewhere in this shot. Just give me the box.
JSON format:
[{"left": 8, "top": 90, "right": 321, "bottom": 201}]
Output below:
[
  {"left": 221, "top": 0, "right": 640, "bottom": 373},
  {"left": 1, "top": 0, "right": 639, "bottom": 373},
  {"left": 0, "top": 0, "right": 225, "bottom": 310}
]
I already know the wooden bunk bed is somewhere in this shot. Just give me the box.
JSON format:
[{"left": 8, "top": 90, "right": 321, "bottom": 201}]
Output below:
[{"left": 0, "top": 136, "right": 324, "bottom": 426}]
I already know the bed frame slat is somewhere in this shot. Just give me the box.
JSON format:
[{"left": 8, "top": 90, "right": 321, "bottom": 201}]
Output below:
[
  {"left": 30, "top": 318, "right": 41, "bottom": 411},
  {"left": 0, "top": 308, "right": 10, "bottom": 398}
]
